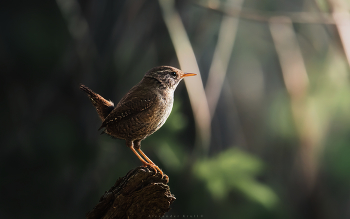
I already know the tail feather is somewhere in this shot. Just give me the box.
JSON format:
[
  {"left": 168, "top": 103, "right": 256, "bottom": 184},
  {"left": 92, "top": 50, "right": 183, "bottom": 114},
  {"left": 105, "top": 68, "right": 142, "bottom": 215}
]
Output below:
[{"left": 80, "top": 84, "right": 115, "bottom": 121}]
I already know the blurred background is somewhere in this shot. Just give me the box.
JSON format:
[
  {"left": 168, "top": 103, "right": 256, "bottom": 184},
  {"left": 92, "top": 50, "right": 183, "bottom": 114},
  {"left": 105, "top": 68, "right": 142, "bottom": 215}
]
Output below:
[{"left": 2, "top": 0, "right": 350, "bottom": 218}]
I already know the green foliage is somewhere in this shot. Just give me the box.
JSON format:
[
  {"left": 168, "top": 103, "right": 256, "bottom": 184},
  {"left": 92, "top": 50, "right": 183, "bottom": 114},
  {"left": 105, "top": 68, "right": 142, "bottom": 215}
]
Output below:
[{"left": 193, "top": 148, "right": 278, "bottom": 209}]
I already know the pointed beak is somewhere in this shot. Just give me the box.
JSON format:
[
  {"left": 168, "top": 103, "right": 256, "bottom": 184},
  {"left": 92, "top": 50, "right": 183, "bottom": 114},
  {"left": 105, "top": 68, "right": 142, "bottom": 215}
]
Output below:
[{"left": 181, "top": 73, "right": 197, "bottom": 78}]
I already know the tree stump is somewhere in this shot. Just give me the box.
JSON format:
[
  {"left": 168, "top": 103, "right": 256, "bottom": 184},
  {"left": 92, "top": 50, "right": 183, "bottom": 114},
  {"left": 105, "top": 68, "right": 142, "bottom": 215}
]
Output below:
[{"left": 86, "top": 167, "right": 175, "bottom": 219}]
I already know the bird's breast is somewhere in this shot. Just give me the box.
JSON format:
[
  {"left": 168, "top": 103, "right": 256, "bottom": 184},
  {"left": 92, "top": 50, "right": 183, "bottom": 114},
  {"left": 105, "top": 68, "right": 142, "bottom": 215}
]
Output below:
[{"left": 147, "top": 93, "right": 173, "bottom": 132}]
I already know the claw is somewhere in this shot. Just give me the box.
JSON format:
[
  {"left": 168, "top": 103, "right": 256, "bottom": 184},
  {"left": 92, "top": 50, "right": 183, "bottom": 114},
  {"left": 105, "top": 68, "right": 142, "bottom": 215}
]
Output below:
[
  {"left": 143, "top": 162, "right": 158, "bottom": 174},
  {"left": 146, "top": 163, "right": 168, "bottom": 183}
]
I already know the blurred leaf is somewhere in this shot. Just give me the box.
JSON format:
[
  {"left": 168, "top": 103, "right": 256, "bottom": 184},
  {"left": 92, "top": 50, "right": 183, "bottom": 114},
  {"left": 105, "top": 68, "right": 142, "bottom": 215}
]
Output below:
[{"left": 193, "top": 148, "right": 278, "bottom": 209}]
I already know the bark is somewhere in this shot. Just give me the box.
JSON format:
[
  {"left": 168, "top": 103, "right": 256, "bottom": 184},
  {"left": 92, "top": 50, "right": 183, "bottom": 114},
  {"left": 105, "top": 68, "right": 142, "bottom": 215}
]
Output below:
[{"left": 86, "top": 167, "right": 175, "bottom": 219}]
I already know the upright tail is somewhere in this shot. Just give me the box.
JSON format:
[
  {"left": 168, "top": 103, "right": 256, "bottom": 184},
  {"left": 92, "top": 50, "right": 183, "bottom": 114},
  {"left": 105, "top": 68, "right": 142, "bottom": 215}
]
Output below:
[{"left": 80, "top": 84, "right": 115, "bottom": 121}]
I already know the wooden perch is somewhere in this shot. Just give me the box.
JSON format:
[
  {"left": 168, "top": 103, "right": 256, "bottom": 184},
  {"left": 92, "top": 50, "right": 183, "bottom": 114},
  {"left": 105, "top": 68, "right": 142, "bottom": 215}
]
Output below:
[{"left": 86, "top": 167, "right": 175, "bottom": 219}]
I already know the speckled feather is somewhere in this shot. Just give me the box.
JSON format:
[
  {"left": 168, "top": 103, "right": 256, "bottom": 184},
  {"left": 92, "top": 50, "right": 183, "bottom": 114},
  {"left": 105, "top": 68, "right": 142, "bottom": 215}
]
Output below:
[
  {"left": 80, "top": 66, "right": 196, "bottom": 179},
  {"left": 79, "top": 85, "right": 115, "bottom": 120},
  {"left": 101, "top": 85, "right": 172, "bottom": 141},
  {"left": 81, "top": 66, "right": 188, "bottom": 145}
]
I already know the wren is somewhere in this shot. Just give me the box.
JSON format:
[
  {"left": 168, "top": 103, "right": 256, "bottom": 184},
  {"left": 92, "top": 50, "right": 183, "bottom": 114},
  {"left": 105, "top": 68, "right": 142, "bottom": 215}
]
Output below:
[{"left": 80, "top": 66, "right": 196, "bottom": 179}]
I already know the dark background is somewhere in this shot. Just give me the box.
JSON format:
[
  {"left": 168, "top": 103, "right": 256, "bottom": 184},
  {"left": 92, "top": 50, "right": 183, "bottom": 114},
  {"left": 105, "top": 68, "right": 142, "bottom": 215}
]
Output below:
[{"left": 2, "top": 0, "right": 350, "bottom": 218}]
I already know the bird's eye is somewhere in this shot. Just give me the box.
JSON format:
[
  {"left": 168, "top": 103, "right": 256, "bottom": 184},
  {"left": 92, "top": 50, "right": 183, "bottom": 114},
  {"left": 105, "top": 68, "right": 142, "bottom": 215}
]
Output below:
[{"left": 171, "top": 72, "right": 177, "bottom": 77}]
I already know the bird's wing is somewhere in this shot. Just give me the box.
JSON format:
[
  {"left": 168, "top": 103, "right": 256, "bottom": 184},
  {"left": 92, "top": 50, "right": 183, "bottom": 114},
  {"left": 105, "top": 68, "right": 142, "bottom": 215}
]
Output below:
[{"left": 99, "top": 92, "right": 158, "bottom": 129}]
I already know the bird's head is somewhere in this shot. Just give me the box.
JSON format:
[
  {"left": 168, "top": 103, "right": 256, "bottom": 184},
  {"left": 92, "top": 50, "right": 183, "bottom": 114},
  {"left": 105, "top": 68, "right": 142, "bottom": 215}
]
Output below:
[{"left": 144, "top": 66, "right": 196, "bottom": 90}]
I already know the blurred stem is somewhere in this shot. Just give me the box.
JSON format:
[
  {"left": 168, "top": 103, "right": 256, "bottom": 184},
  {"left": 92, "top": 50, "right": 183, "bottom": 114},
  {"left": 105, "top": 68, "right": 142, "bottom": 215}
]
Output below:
[
  {"left": 269, "top": 17, "right": 319, "bottom": 192},
  {"left": 269, "top": 17, "right": 309, "bottom": 100},
  {"left": 56, "top": 0, "right": 97, "bottom": 79},
  {"left": 326, "top": 0, "right": 350, "bottom": 69},
  {"left": 205, "top": 0, "right": 243, "bottom": 118},
  {"left": 158, "top": 0, "right": 211, "bottom": 157}
]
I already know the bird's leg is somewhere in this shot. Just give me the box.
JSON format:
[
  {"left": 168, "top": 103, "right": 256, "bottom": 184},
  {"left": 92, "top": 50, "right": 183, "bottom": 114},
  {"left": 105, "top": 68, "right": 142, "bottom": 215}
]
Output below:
[
  {"left": 126, "top": 140, "right": 150, "bottom": 167},
  {"left": 127, "top": 140, "right": 158, "bottom": 174},
  {"left": 134, "top": 140, "right": 165, "bottom": 177}
]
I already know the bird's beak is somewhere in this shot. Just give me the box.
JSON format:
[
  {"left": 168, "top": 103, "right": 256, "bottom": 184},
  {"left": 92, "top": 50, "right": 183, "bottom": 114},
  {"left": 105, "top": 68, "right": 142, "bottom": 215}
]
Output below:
[{"left": 181, "top": 73, "right": 197, "bottom": 78}]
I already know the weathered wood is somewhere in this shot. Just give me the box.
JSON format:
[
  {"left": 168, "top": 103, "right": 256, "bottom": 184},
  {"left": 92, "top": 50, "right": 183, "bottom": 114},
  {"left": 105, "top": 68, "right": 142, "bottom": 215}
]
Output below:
[{"left": 86, "top": 167, "right": 175, "bottom": 219}]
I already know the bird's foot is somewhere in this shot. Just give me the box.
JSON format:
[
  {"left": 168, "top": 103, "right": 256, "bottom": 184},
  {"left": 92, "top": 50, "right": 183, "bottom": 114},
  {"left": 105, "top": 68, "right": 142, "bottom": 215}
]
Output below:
[
  {"left": 142, "top": 162, "right": 169, "bottom": 183},
  {"left": 142, "top": 162, "right": 157, "bottom": 174},
  {"left": 162, "top": 174, "right": 169, "bottom": 183}
]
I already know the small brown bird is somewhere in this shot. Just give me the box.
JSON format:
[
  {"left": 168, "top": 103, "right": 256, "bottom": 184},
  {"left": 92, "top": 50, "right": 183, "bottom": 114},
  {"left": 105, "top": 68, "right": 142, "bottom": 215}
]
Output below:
[{"left": 80, "top": 66, "right": 196, "bottom": 179}]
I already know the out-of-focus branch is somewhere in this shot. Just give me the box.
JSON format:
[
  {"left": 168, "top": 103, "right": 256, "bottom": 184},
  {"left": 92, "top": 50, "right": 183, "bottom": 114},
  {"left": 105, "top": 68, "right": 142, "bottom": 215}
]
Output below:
[
  {"left": 269, "top": 17, "right": 320, "bottom": 192},
  {"left": 56, "top": 0, "right": 89, "bottom": 40},
  {"left": 326, "top": 0, "right": 350, "bottom": 68},
  {"left": 159, "top": 0, "right": 211, "bottom": 156},
  {"left": 196, "top": 0, "right": 337, "bottom": 24},
  {"left": 269, "top": 17, "right": 309, "bottom": 100},
  {"left": 56, "top": 0, "right": 97, "bottom": 78},
  {"left": 205, "top": 0, "right": 243, "bottom": 118}
]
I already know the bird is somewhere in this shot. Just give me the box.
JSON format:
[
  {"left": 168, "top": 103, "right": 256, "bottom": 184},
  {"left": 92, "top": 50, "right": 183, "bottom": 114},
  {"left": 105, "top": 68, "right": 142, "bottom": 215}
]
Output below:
[{"left": 80, "top": 66, "right": 196, "bottom": 180}]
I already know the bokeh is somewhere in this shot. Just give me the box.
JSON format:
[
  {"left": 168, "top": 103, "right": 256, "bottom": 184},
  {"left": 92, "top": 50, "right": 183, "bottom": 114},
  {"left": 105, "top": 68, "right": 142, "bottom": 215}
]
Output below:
[{"left": 2, "top": 0, "right": 350, "bottom": 218}]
